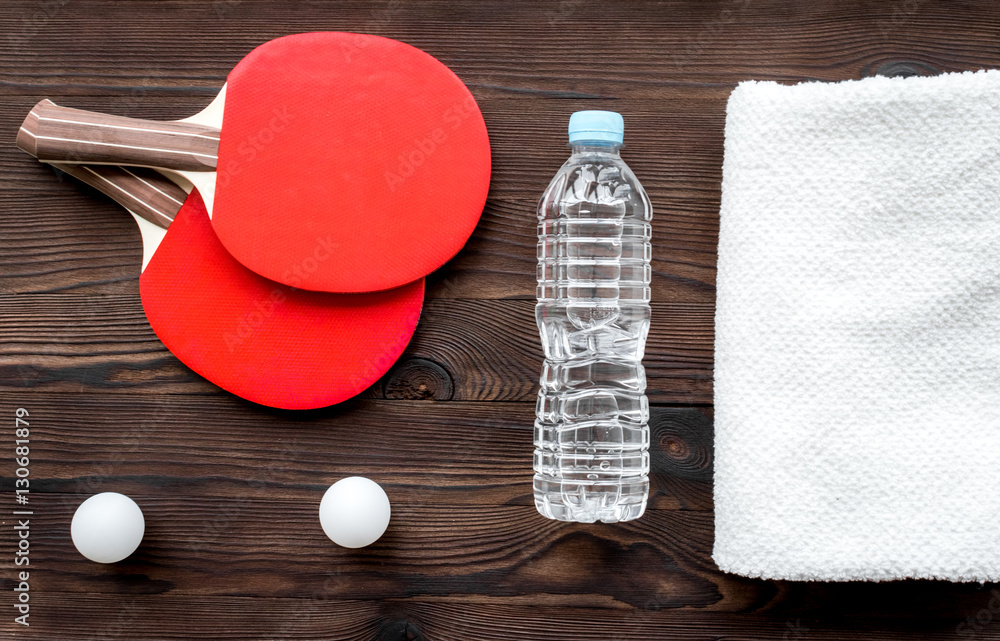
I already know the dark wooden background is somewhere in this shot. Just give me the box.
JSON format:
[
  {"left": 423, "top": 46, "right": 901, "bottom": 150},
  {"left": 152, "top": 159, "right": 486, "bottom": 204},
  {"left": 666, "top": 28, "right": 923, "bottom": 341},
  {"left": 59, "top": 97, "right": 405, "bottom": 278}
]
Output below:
[{"left": 2, "top": 1, "right": 1000, "bottom": 639}]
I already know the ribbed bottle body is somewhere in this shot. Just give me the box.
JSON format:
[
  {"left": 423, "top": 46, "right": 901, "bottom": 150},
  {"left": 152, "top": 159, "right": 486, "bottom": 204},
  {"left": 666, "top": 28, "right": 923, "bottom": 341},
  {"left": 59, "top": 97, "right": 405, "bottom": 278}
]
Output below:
[{"left": 534, "top": 143, "right": 652, "bottom": 523}]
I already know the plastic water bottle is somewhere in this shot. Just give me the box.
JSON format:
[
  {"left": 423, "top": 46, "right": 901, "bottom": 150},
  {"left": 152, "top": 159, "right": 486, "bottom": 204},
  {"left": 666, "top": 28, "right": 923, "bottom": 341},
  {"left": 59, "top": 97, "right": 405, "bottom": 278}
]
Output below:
[{"left": 534, "top": 111, "right": 652, "bottom": 523}]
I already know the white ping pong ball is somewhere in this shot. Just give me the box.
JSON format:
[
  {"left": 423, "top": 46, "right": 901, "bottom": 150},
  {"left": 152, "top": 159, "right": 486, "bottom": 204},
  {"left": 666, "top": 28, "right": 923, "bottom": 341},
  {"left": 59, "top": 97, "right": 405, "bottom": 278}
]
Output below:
[
  {"left": 71, "top": 492, "right": 145, "bottom": 563},
  {"left": 319, "top": 477, "right": 391, "bottom": 548}
]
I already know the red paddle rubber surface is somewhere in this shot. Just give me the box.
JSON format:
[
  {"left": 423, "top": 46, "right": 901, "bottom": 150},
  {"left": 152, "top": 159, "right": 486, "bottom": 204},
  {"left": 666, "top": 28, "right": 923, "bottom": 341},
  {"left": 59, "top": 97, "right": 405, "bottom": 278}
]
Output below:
[
  {"left": 140, "top": 191, "right": 424, "bottom": 410},
  {"left": 212, "top": 32, "right": 491, "bottom": 293}
]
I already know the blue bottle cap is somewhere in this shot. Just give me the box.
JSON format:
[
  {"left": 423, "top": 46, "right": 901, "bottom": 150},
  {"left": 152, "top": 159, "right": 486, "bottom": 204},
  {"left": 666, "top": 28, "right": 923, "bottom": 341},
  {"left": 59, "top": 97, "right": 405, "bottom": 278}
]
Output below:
[{"left": 568, "top": 110, "right": 624, "bottom": 144}]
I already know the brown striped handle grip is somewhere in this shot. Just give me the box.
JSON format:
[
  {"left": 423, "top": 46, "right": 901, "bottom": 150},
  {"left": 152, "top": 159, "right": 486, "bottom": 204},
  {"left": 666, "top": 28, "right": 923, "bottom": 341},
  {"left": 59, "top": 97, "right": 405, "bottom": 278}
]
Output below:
[
  {"left": 49, "top": 163, "right": 186, "bottom": 229},
  {"left": 18, "top": 101, "right": 186, "bottom": 228},
  {"left": 18, "top": 99, "right": 219, "bottom": 171}
]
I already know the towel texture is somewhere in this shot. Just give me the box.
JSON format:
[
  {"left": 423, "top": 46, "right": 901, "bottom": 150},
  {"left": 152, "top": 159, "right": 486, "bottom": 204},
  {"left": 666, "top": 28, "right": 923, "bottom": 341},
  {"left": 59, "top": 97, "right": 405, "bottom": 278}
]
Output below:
[{"left": 714, "top": 69, "right": 1000, "bottom": 582}]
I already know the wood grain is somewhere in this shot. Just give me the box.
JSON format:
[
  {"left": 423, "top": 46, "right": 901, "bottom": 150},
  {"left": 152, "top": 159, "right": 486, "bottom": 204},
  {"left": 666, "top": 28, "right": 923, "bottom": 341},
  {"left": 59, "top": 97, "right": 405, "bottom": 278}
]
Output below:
[
  {"left": 7, "top": 392, "right": 712, "bottom": 507},
  {"left": 1, "top": 0, "right": 997, "bottom": 94},
  {"left": 0, "top": 295, "right": 715, "bottom": 404},
  {"left": 3, "top": 392, "right": 714, "bottom": 601},
  {"left": 16, "top": 593, "right": 1000, "bottom": 641},
  {"left": 4, "top": 0, "right": 1000, "bottom": 639}
]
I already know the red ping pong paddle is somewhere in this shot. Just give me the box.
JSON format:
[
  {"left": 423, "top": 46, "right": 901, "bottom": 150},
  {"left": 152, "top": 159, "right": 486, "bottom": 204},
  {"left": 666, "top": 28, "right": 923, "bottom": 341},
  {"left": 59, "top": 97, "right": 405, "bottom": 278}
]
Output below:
[
  {"left": 23, "top": 32, "right": 492, "bottom": 293},
  {"left": 19, "top": 116, "right": 423, "bottom": 409}
]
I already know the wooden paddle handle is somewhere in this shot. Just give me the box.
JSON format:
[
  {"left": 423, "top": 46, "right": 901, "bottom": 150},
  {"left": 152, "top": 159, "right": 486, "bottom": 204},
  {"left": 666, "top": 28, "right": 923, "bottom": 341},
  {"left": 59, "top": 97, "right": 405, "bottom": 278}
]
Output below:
[
  {"left": 19, "top": 99, "right": 219, "bottom": 171},
  {"left": 18, "top": 101, "right": 185, "bottom": 228},
  {"left": 49, "top": 163, "right": 186, "bottom": 229}
]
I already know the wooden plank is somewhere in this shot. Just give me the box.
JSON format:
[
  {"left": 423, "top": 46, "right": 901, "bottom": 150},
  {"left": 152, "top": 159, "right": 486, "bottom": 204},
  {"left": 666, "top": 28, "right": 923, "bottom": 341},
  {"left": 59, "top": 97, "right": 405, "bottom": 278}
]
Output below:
[
  {"left": 1, "top": 0, "right": 998, "bottom": 93},
  {"left": 0, "top": 92, "right": 721, "bottom": 302},
  {"left": 0, "top": 392, "right": 712, "bottom": 510},
  {"left": 0, "top": 296, "right": 715, "bottom": 404},
  {"left": 3, "top": 497, "right": 718, "bottom": 601},
  {"left": 0, "top": 393, "right": 717, "bottom": 617},
  {"left": 4, "top": 593, "right": 997, "bottom": 639}
]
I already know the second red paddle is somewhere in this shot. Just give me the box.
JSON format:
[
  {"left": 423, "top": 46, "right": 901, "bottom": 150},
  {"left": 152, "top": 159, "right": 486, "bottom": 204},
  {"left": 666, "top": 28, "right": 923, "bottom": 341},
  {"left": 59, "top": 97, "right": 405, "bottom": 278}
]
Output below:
[{"left": 29, "top": 159, "right": 424, "bottom": 410}]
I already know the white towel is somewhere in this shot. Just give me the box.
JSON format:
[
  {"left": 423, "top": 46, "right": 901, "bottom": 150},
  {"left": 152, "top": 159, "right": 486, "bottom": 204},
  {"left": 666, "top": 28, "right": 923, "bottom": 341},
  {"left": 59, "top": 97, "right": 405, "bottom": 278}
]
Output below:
[{"left": 713, "top": 69, "right": 1000, "bottom": 582}]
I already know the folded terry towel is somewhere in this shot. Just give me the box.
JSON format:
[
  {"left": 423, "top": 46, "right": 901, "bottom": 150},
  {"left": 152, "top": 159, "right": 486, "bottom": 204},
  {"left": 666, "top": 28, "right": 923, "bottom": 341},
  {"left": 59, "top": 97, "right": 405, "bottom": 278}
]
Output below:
[{"left": 714, "top": 69, "right": 1000, "bottom": 582}]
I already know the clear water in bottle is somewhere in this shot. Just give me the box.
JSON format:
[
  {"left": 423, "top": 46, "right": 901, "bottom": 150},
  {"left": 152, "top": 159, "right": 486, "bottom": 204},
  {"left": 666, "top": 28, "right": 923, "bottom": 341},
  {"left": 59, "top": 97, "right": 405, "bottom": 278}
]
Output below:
[{"left": 534, "top": 110, "right": 652, "bottom": 523}]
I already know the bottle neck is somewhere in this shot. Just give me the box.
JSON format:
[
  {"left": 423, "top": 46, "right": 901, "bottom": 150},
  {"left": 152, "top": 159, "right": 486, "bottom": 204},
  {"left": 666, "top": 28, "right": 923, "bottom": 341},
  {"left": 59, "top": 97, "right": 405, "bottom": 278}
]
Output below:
[{"left": 570, "top": 142, "right": 622, "bottom": 155}]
